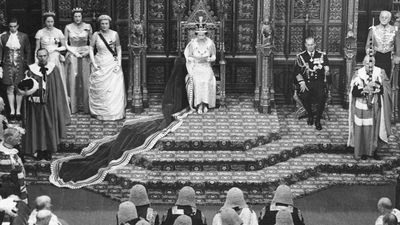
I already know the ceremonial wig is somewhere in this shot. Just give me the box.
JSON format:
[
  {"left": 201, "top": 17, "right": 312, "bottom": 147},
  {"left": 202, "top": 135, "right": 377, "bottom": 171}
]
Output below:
[
  {"left": 36, "top": 209, "right": 52, "bottom": 225},
  {"left": 362, "top": 55, "right": 376, "bottom": 67},
  {"left": 35, "top": 195, "right": 52, "bottom": 210},
  {"left": 98, "top": 14, "right": 112, "bottom": 23},
  {"left": 3, "top": 127, "right": 22, "bottom": 146},
  {"left": 42, "top": 11, "right": 56, "bottom": 22}
]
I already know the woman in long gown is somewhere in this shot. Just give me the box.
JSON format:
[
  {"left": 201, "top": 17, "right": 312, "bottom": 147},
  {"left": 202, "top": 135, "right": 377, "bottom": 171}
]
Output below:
[
  {"left": 184, "top": 24, "right": 216, "bottom": 114},
  {"left": 35, "top": 12, "right": 68, "bottom": 106},
  {"left": 65, "top": 8, "right": 92, "bottom": 114},
  {"left": 89, "top": 15, "right": 126, "bottom": 120}
]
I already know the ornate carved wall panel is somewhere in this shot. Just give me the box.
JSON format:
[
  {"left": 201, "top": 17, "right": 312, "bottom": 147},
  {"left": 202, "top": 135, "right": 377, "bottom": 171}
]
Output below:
[
  {"left": 225, "top": 60, "right": 255, "bottom": 92},
  {"left": 236, "top": 23, "right": 255, "bottom": 53},
  {"left": 273, "top": 65, "right": 293, "bottom": 104},
  {"left": 148, "top": 23, "right": 165, "bottom": 52},
  {"left": 274, "top": 25, "right": 285, "bottom": 53},
  {"left": 289, "top": 26, "right": 304, "bottom": 54},
  {"left": 0, "top": 0, "right": 6, "bottom": 31},
  {"left": 309, "top": 26, "right": 323, "bottom": 49},
  {"left": 273, "top": 0, "right": 346, "bottom": 104},
  {"left": 236, "top": 65, "right": 255, "bottom": 86},
  {"left": 116, "top": 0, "right": 129, "bottom": 19},
  {"left": 147, "top": 63, "right": 167, "bottom": 92},
  {"left": 237, "top": 0, "right": 255, "bottom": 20},
  {"left": 235, "top": 0, "right": 256, "bottom": 54},
  {"left": 148, "top": 0, "right": 166, "bottom": 20},
  {"left": 275, "top": 0, "right": 287, "bottom": 22},
  {"left": 327, "top": 26, "right": 342, "bottom": 54},
  {"left": 329, "top": 0, "right": 343, "bottom": 21},
  {"left": 292, "top": 0, "right": 322, "bottom": 21},
  {"left": 57, "top": 0, "right": 72, "bottom": 19}
]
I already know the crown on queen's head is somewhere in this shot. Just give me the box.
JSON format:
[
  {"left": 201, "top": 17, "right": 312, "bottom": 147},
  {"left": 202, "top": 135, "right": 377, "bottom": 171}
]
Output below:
[
  {"left": 72, "top": 7, "right": 83, "bottom": 13},
  {"left": 195, "top": 16, "right": 207, "bottom": 33},
  {"left": 43, "top": 11, "right": 56, "bottom": 17}
]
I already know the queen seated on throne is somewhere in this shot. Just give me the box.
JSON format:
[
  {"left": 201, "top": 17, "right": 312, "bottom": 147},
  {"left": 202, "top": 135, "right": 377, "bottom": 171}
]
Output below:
[{"left": 184, "top": 16, "right": 216, "bottom": 114}]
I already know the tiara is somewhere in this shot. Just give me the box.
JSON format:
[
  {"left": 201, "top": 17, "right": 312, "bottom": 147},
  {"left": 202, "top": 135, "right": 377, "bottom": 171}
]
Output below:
[
  {"left": 195, "top": 16, "right": 207, "bottom": 33},
  {"left": 43, "top": 11, "right": 56, "bottom": 17},
  {"left": 72, "top": 7, "right": 83, "bottom": 13}
]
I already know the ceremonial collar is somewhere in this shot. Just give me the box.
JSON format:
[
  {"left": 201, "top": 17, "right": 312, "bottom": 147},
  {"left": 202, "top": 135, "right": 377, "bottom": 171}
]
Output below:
[
  {"left": 29, "top": 62, "right": 55, "bottom": 77},
  {"left": 359, "top": 66, "right": 380, "bottom": 81},
  {"left": 0, "top": 141, "right": 18, "bottom": 155}
]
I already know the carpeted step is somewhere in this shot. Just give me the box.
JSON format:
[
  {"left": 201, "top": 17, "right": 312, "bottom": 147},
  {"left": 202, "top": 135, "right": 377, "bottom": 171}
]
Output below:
[{"left": 82, "top": 171, "right": 397, "bottom": 204}]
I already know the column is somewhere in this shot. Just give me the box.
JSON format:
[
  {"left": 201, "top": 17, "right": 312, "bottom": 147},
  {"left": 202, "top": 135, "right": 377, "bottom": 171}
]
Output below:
[
  {"left": 258, "top": 18, "right": 273, "bottom": 114},
  {"left": 129, "top": 0, "right": 145, "bottom": 113},
  {"left": 343, "top": 0, "right": 359, "bottom": 109}
]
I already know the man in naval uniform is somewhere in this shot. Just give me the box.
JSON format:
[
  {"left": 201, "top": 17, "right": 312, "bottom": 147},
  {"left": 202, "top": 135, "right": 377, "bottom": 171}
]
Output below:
[
  {"left": 366, "top": 10, "right": 400, "bottom": 78},
  {"left": 293, "top": 37, "right": 330, "bottom": 130}
]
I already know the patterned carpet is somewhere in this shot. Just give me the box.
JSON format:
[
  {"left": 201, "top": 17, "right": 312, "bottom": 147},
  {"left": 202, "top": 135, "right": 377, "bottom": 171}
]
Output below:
[{"left": 24, "top": 94, "right": 400, "bottom": 204}]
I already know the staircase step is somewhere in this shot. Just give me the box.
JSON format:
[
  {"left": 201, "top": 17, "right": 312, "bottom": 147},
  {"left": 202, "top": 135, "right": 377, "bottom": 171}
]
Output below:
[
  {"left": 110, "top": 152, "right": 400, "bottom": 188},
  {"left": 81, "top": 171, "right": 397, "bottom": 204},
  {"left": 135, "top": 143, "right": 351, "bottom": 171}
]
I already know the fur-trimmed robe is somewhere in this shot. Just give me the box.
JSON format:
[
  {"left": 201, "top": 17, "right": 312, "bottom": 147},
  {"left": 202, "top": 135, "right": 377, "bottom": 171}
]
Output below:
[
  {"left": 24, "top": 62, "right": 71, "bottom": 154},
  {"left": 347, "top": 66, "right": 392, "bottom": 158}
]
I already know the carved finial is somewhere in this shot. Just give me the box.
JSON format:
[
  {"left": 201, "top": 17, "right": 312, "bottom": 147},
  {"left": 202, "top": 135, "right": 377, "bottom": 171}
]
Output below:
[
  {"left": 261, "top": 19, "right": 273, "bottom": 45},
  {"left": 346, "top": 23, "right": 355, "bottom": 38},
  {"left": 130, "top": 17, "right": 144, "bottom": 46},
  {"left": 173, "top": 0, "right": 186, "bottom": 17}
]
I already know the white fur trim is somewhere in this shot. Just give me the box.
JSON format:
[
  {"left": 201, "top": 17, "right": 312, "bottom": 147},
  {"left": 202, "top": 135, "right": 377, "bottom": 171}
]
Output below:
[
  {"left": 354, "top": 115, "right": 373, "bottom": 126},
  {"left": 29, "top": 62, "right": 56, "bottom": 77},
  {"left": 355, "top": 100, "right": 369, "bottom": 110}
]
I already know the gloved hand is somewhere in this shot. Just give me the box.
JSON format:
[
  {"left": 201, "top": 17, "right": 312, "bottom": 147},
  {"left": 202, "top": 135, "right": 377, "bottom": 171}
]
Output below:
[{"left": 0, "top": 195, "right": 19, "bottom": 217}]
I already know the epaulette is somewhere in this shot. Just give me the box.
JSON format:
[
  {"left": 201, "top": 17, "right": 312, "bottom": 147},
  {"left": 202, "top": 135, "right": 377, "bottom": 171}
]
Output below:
[
  {"left": 316, "top": 50, "right": 326, "bottom": 55},
  {"left": 296, "top": 50, "right": 307, "bottom": 58},
  {"left": 297, "top": 50, "right": 306, "bottom": 57}
]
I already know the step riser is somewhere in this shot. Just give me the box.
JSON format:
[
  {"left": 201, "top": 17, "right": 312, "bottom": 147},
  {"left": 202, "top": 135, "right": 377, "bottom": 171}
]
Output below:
[{"left": 135, "top": 144, "right": 354, "bottom": 171}]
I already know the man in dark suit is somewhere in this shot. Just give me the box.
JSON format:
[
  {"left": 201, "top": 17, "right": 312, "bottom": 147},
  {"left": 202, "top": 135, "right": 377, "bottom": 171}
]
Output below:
[
  {"left": 0, "top": 18, "right": 31, "bottom": 121},
  {"left": 293, "top": 37, "right": 330, "bottom": 130}
]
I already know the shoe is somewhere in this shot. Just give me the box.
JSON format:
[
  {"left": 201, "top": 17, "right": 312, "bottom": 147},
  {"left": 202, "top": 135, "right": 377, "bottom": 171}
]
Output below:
[
  {"left": 15, "top": 114, "right": 22, "bottom": 121},
  {"left": 361, "top": 155, "right": 368, "bottom": 160},
  {"left": 44, "top": 151, "right": 52, "bottom": 161},
  {"left": 373, "top": 152, "right": 381, "bottom": 160},
  {"left": 9, "top": 113, "right": 16, "bottom": 121},
  {"left": 203, "top": 106, "right": 208, "bottom": 113},
  {"left": 315, "top": 119, "right": 322, "bottom": 130},
  {"left": 307, "top": 117, "right": 314, "bottom": 125},
  {"left": 35, "top": 151, "right": 45, "bottom": 161}
]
